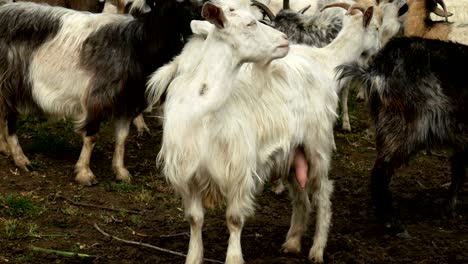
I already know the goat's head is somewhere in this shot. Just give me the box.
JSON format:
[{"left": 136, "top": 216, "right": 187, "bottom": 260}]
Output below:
[
  {"left": 130, "top": 0, "right": 205, "bottom": 41},
  {"left": 322, "top": 3, "right": 381, "bottom": 63},
  {"left": 378, "top": 0, "right": 408, "bottom": 45},
  {"left": 200, "top": 1, "right": 289, "bottom": 63}
]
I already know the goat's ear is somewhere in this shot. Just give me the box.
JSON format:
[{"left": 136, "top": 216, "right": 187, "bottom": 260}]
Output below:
[
  {"left": 201, "top": 2, "right": 226, "bottom": 29},
  {"left": 398, "top": 3, "right": 408, "bottom": 16},
  {"left": 363, "top": 6, "right": 374, "bottom": 28},
  {"left": 191, "top": 20, "right": 214, "bottom": 36}
]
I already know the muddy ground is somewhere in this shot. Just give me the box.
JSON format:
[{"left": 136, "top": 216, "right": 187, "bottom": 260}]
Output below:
[{"left": 0, "top": 95, "right": 466, "bottom": 264}]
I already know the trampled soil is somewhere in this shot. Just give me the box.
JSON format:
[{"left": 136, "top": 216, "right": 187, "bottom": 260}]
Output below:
[{"left": 0, "top": 97, "right": 466, "bottom": 263}]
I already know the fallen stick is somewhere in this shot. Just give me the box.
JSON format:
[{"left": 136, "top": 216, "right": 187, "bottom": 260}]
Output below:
[
  {"left": 59, "top": 196, "right": 141, "bottom": 214},
  {"left": 93, "top": 223, "right": 223, "bottom": 264},
  {"left": 31, "top": 246, "right": 92, "bottom": 258}
]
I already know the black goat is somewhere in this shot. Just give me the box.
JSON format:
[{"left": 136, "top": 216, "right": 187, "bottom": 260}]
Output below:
[{"left": 337, "top": 36, "right": 468, "bottom": 234}]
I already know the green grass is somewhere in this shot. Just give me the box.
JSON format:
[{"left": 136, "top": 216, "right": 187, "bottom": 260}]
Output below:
[
  {"left": 106, "top": 181, "right": 140, "bottom": 193},
  {"left": 0, "top": 193, "right": 43, "bottom": 218},
  {"left": 0, "top": 219, "right": 40, "bottom": 239}
]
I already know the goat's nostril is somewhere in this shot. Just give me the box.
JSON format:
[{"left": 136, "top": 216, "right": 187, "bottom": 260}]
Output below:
[{"left": 283, "top": 34, "right": 288, "bottom": 40}]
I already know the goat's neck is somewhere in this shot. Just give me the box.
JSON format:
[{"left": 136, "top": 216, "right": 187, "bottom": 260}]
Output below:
[
  {"left": 320, "top": 21, "right": 368, "bottom": 68},
  {"left": 194, "top": 34, "right": 243, "bottom": 113},
  {"left": 404, "top": 1, "right": 430, "bottom": 36}
]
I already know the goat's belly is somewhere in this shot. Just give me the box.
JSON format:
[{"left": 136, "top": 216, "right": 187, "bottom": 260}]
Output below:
[{"left": 29, "top": 49, "right": 92, "bottom": 117}]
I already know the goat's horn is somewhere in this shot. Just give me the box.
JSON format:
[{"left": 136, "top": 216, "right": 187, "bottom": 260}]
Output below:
[
  {"left": 320, "top": 2, "right": 351, "bottom": 12},
  {"left": 298, "top": 4, "right": 311, "bottom": 14},
  {"left": 348, "top": 3, "right": 367, "bottom": 15},
  {"left": 283, "top": 0, "right": 290, "bottom": 10},
  {"left": 251, "top": 0, "right": 276, "bottom": 21},
  {"left": 434, "top": 0, "right": 449, "bottom": 22}
]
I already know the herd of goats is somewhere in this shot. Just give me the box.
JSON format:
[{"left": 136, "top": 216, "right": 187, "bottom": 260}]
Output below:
[{"left": 0, "top": 0, "right": 466, "bottom": 263}]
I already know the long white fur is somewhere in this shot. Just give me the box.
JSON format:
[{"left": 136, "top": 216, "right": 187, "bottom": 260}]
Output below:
[
  {"left": 150, "top": 4, "right": 290, "bottom": 263},
  {"left": 147, "top": 2, "right": 381, "bottom": 263}
]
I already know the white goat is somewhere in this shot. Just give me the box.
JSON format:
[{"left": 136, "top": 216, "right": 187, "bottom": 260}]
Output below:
[
  {"left": 147, "top": 1, "right": 381, "bottom": 263},
  {"left": 150, "top": 2, "right": 289, "bottom": 263}
]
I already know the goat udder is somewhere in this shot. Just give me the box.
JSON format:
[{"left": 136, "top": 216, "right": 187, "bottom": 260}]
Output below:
[{"left": 293, "top": 149, "right": 308, "bottom": 189}]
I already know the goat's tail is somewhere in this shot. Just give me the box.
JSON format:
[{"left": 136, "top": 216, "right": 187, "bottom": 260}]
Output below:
[
  {"left": 145, "top": 61, "right": 179, "bottom": 112},
  {"left": 335, "top": 62, "right": 374, "bottom": 101}
]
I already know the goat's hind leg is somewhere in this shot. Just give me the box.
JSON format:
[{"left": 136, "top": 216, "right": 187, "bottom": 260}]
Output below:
[
  {"left": 371, "top": 150, "right": 408, "bottom": 235},
  {"left": 309, "top": 164, "right": 333, "bottom": 263},
  {"left": 3, "top": 112, "right": 31, "bottom": 170},
  {"left": 132, "top": 113, "right": 150, "bottom": 137},
  {"left": 446, "top": 149, "right": 468, "bottom": 218},
  {"left": 340, "top": 84, "right": 351, "bottom": 131},
  {"left": 282, "top": 149, "right": 311, "bottom": 256},
  {"left": 112, "top": 118, "right": 132, "bottom": 182}
]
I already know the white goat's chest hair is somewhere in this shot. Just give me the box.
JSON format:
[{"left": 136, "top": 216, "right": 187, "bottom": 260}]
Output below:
[{"left": 29, "top": 12, "right": 128, "bottom": 118}]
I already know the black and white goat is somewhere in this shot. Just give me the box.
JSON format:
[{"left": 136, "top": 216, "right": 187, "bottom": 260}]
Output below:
[
  {"left": 336, "top": 36, "right": 468, "bottom": 234},
  {"left": 0, "top": 0, "right": 204, "bottom": 185},
  {"left": 13, "top": 0, "right": 107, "bottom": 12}
]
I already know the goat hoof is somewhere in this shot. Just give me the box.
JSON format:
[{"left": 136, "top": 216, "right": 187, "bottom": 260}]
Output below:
[
  {"left": 25, "top": 163, "right": 34, "bottom": 172},
  {"left": 308, "top": 250, "right": 324, "bottom": 263},
  {"left": 115, "top": 168, "right": 132, "bottom": 183},
  {"left": 16, "top": 160, "right": 32, "bottom": 172},
  {"left": 0, "top": 147, "right": 9, "bottom": 156},
  {"left": 281, "top": 240, "right": 301, "bottom": 254},
  {"left": 225, "top": 255, "right": 244, "bottom": 264},
  {"left": 341, "top": 123, "right": 351, "bottom": 132},
  {"left": 75, "top": 170, "right": 98, "bottom": 186},
  {"left": 396, "top": 230, "right": 411, "bottom": 239}
]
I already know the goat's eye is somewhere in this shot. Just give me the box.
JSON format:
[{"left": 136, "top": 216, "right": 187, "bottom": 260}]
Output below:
[{"left": 229, "top": 8, "right": 235, "bottom": 11}]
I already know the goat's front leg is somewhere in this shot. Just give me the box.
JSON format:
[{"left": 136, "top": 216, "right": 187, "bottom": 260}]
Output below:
[
  {"left": 184, "top": 191, "right": 205, "bottom": 264},
  {"left": 113, "top": 119, "right": 132, "bottom": 182},
  {"left": 75, "top": 135, "right": 98, "bottom": 185},
  {"left": 225, "top": 180, "right": 256, "bottom": 264}
]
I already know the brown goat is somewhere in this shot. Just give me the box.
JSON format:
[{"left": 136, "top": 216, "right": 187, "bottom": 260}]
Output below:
[{"left": 403, "top": 0, "right": 468, "bottom": 45}]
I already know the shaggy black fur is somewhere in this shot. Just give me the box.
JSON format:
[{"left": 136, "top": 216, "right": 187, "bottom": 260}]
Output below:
[
  {"left": 14, "top": 0, "right": 106, "bottom": 13},
  {"left": 336, "top": 37, "right": 468, "bottom": 234},
  {"left": 272, "top": 8, "right": 342, "bottom": 47}
]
